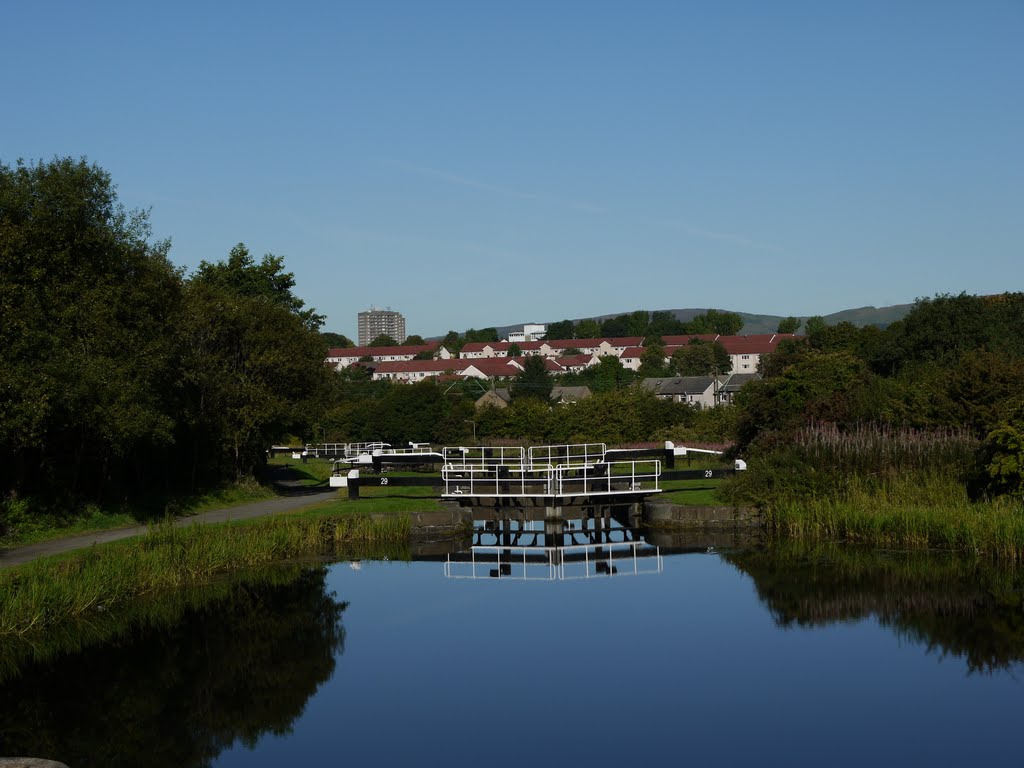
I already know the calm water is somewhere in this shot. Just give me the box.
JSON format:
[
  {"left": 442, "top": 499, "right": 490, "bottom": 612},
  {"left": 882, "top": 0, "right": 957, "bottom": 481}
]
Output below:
[{"left": 2, "top": 523, "right": 1024, "bottom": 767}]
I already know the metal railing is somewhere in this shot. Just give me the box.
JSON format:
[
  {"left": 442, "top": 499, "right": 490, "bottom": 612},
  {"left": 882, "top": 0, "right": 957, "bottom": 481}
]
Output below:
[
  {"left": 443, "top": 541, "right": 662, "bottom": 581},
  {"left": 528, "top": 443, "right": 607, "bottom": 468},
  {"left": 441, "top": 459, "right": 661, "bottom": 498},
  {"left": 442, "top": 445, "right": 527, "bottom": 469}
]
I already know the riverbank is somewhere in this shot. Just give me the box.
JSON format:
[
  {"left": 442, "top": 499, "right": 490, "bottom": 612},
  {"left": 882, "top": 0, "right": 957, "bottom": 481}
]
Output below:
[{"left": 0, "top": 508, "right": 411, "bottom": 636}]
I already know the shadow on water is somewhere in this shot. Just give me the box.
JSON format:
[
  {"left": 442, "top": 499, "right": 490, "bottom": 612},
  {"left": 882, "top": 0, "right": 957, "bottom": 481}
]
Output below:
[
  {"left": 723, "top": 541, "right": 1024, "bottom": 674},
  {"left": 0, "top": 566, "right": 347, "bottom": 768}
]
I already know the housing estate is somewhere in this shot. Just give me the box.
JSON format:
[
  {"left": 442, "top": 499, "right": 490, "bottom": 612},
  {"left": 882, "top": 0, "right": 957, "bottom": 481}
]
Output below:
[{"left": 326, "top": 333, "right": 797, "bottom": 405}]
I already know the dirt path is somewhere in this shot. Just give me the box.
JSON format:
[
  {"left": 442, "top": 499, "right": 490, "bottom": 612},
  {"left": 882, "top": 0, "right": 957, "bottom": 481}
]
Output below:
[{"left": 0, "top": 483, "right": 338, "bottom": 570}]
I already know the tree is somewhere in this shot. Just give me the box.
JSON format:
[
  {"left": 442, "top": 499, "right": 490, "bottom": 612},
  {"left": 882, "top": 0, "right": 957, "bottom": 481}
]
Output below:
[
  {"left": 321, "top": 332, "right": 354, "bottom": 349},
  {"left": 510, "top": 355, "right": 554, "bottom": 402},
  {"left": 463, "top": 327, "right": 499, "bottom": 343},
  {"left": 777, "top": 316, "right": 801, "bottom": 334},
  {"left": 182, "top": 253, "right": 329, "bottom": 481},
  {"left": 671, "top": 339, "right": 731, "bottom": 376},
  {"left": 507, "top": 343, "right": 522, "bottom": 357},
  {"left": 368, "top": 334, "right": 398, "bottom": 347},
  {"left": 442, "top": 330, "right": 463, "bottom": 356},
  {"left": 639, "top": 339, "right": 670, "bottom": 377},
  {"left": 686, "top": 309, "right": 744, "bottom": 335},
  {"left": 599, "top": 315, "right": 630, "bottom": 337},
  {"left": 193, "top": 243, "right": 324, "bottom": 331},
  {"left": 648, "top": 310, "right": 686, "bottom": 337},
  {"left": 405, "top": 334, "right": 426, "bottom": 345},
  {"left": 546, "top": 319, "right": 575, "bottom": 340},
  {"left": 804, "top": 315, "right": 829, "bottom": 337},
  {"left": 981, "top": 403, "right": 1024, "bottom": 497},
  {"left": 574, "top": 318, "right": 602, "bottom": 338},
  {"left": 0, "top": 157, "right": 182, "bottom": 502}
]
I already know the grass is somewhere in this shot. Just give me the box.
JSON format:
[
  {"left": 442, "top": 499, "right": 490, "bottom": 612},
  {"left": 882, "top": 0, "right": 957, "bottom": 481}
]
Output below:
[
  {"left": 0, "top": 511, "right": 410, "bottom": 637},
  {"left": 767, "top": 473, "right": 1024, "bottom": 561},
  {"left": 657, "top": 478, "right": 726, "bottom": 506},
  {"left": 0, "top": 478, "right": 279, "bottom": 548}
]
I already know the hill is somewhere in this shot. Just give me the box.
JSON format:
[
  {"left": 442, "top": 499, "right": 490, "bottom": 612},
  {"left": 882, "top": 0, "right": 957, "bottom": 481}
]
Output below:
[{"left": 494, "top": 304, "right": 913, "bottom": 339}]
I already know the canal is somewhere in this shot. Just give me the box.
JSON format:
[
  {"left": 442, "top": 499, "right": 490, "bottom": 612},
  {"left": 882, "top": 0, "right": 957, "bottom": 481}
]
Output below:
[{"left": 1, "top": 519, "right": 1023, "bottom": 767}]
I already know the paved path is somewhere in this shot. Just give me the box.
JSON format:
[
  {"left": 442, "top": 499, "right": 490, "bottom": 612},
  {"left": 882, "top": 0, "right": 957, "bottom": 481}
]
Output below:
[{"left": 0, "top": 485, "right": 337, "bottom": 570}]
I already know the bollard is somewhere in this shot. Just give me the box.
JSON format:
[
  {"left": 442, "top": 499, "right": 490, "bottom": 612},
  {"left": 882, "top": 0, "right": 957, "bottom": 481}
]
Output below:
[{"left": 347, "top": 469, "right": 360, "bottom": 500}]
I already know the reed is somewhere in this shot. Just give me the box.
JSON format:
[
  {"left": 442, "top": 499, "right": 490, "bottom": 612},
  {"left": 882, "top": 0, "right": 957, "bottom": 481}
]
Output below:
[
  {"left": 0, "top": 513, "right": 410, "bottom": 637},
  {"left": 768, "top": 473, "right": 1024, "bottom": 561}
]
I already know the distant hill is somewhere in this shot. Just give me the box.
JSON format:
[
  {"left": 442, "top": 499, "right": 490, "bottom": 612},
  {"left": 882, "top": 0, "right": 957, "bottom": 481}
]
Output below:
[{"left": 493, "top": 304, "right": 913, "bottom": 339}]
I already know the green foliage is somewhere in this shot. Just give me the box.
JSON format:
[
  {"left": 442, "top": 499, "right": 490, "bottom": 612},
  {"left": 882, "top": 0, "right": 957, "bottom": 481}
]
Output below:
[
  {"left": 671, "top": 339, "right": 731, "bottom": 376},
  {"left": 321, "top": 331, "right": 354, "bottom": 349},
  {"left": 981, "top": 404, "right": 1024, "bottom": 497},
  {"left": 804, "top": 315, "right": 828, "bottom": 337},
  {"left": 0, "top": 158, "right": 331, "bottom": 511},
  {"left": 873, "top": 293, "right": 1024, "bottom": 375},
  {"left": 511, "top": 355, "right": 554, "bottom": 402},
  {"left": 507, "top": 343, "right": 522, "bottom": 357},
  {"left": 685, "top": 309, "right": 744, "bottom": 335},
  {"left": 777, "top": 316, "right": 801, "bottom": 334},
  {"left": 574, "top": 318, "right": 602, "bottom": 338},
  {"left": 368, "top": 333, "right": 399, "bottom": 347},
  {"left": 193, "top": 243, "right": 323, "bottom": 331},
  {"left": 0, "top": 157, "right": 181, "bottom": 502},
  {"left": 638, "top": 339, "right": 670, "bottom": 377},
  {"left": 478, "top": 386, "right": 695, "bottom": 444},
  {"left": 405, "top": 334, "right": 426, "bottom": 345},
  {"left": 180, "top": 257, "right": 329, "bottom": 481},
  {"left": 545, "top": 319, "right": 575, "bottom": 339},
  {"left": 734, "top": 350, "right": 873, "bottom": 451},
  {"left": 463, "top": 327, "right": 499, "bottom": 343}
]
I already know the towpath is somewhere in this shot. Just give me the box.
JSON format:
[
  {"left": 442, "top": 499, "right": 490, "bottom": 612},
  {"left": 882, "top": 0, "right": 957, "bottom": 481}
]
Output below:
[{"left": 0, "top": 472, "right": 337, "bottom": 569}]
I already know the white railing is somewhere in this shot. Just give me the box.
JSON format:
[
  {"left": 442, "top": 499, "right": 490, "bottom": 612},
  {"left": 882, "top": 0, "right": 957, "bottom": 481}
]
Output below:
[
  {"left": 553, "top": 460, "right": 661, "bottom": 495},
  {"left": 442, "top": 446, "right": 527, "bottom": 469},
  {"left": 441, "top": 459, "right": 661, "bottom": 498},
  {"left": 442, "top": 464, "right": 554, "bottom": 496},
  {"left": 443, "top": 542, "right": 662, "bottom": 581},
  {"left": 528, "top": 443, "right": 607, "bottom": 468},
  {"left": 373, "top": 445, "right": 435, "bottom": 457}
]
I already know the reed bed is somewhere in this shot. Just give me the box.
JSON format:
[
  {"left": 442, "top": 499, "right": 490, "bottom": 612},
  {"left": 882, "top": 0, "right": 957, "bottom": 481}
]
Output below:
[
  {"left": 768, "top": 473, "right": 1024, "bottom": 561},
  {"left": 723, "top": 423, "right": 1024, "bottom": 558},
  {"left": 0, "top": 513, "right": 410, "bottom": 637}
]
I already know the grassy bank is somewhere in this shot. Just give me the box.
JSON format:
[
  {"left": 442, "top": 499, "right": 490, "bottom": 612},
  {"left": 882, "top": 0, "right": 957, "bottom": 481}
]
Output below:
[
  {"left": 0, "top": 511, "right": 409, "bottom": 637},
  {"left": 767, "top": 473, "right": 1024, "bottom": 560},
  {"left": 0, "top": 477, "right": 279, "bottom": 547},
  {"left": 723, "top": 424, "right": 1024, "bottom": 559}
]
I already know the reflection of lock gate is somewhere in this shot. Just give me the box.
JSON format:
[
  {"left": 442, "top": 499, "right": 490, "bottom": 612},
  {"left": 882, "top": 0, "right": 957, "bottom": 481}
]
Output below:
[{"left": 444, "top": 541, "right": 664, "bottom": 581}]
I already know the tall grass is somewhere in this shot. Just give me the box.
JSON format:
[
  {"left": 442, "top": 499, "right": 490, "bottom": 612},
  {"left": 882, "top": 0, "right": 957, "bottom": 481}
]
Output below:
[
  {"left": 721, "top": 423, "right": 1024, "bottom": 557},
  {"left": 0, "top": 513, "right": 409, "bottom": 637},
  {"left": 768, "top": 472, "right": 1024, "bottom": 560},
  {"left": 724, "top": 422, "right": 981, "bottom": 507}
]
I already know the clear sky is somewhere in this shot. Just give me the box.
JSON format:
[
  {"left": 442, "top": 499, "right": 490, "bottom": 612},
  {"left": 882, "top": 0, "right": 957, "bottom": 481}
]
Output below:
[{"left": 3, "top": 0, "right": 1021, "bottom": 339}]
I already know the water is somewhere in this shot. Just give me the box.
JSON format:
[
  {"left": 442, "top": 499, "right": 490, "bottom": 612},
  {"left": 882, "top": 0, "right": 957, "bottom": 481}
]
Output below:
[{"left": 2, "top": 526, "right": 1024, "bottom": 767}]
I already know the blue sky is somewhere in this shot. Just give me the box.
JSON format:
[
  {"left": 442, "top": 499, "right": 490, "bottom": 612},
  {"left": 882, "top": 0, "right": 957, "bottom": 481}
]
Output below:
[{"left": 3, "top": 1, "right": 1021, "bottom": 339}]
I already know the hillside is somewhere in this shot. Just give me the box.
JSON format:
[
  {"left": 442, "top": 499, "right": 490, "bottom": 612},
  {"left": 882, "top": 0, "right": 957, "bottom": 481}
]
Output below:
[{"left": 494, "top": 304, "right": 913, "bottom": 339}]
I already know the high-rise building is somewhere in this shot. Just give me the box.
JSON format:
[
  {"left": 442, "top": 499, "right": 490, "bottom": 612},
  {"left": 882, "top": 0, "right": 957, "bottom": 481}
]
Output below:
[{"left": 357, "top": 308, "right": 406, "bottom": 346}]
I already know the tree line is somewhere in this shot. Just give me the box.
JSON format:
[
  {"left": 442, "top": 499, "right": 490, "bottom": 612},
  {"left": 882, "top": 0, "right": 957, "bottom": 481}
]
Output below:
[{"left": 1, "top": 158, "right": 330, "bottom": 512}]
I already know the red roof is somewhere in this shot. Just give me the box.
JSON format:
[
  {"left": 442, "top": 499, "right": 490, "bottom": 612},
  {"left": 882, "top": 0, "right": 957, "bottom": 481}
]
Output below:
[
  {"left": 327, "top": 342, "right": 439, "bottom": 358},
  {"left": 373, "top": 359, "right": 466, "bottom": 373}
]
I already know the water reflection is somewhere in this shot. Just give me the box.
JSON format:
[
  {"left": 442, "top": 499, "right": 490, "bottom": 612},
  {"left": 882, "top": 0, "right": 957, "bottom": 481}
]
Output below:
[
  {"left": 725, "top": 541, "right": 1024, "bottom": 674},
  {"left": 0, "top": 567, "right": 346, "bottom": 768},
  {"left": 432, "top": 504, "right": 762, "bottom": 581}
]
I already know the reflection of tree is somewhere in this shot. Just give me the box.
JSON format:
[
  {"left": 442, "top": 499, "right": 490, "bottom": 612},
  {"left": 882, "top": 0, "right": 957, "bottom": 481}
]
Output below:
[
  {"left": 726, "top": 542, "right": 1024, "bottom": 674},
  {"left": 0, "top": 567, "right": 346, "bottom": 768}
]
